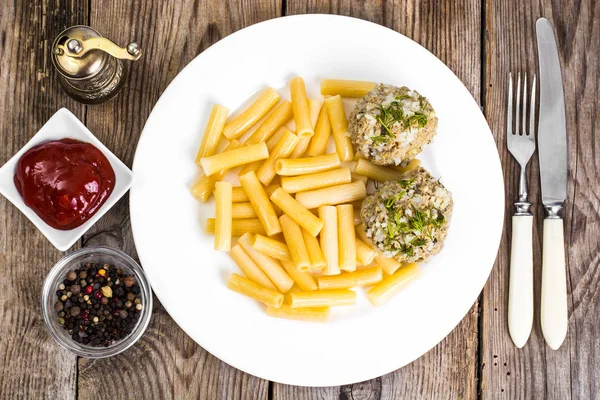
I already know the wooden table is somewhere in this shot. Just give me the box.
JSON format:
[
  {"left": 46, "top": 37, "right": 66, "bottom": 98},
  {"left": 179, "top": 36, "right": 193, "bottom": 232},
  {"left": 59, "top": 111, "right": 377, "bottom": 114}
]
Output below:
[{"left": 1, "top": 1, "right": 598, "bottom": 398}]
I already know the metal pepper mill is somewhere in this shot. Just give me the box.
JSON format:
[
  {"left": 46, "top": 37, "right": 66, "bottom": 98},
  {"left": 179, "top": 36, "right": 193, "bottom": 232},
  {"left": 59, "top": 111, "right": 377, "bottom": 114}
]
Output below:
[{"left": 52, "top": 26, "right": 142, "bottom": 104}]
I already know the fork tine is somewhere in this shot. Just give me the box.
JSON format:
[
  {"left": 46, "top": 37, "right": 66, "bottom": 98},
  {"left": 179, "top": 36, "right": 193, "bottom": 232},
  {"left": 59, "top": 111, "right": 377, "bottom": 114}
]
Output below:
[
  {"left": 530, "top": 74, "right": 536, "bottom": 138},
  {"left": 507, "top": 73, "right": 513, "bottom": 137},
  {"left": 522, "top": 74, "right": 528, "bottom": 135},
  {"left": 515, "top": 72, "right": 521, "bottom": 135}
]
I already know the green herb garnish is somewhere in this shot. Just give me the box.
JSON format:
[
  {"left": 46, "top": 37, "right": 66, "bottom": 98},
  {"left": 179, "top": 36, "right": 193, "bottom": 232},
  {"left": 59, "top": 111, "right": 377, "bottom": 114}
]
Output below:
[
  {"left": 409, "top": 208, "right": 427, "bottom": 231},
  {"left": 370, "top": 94, "right": 429, "bottom": 144},
  {"left": 411, "top": 237, "right": 427, "bottom": 247},
  {"left": 397, "top": 179, "right": 413, "bottom": 189}
]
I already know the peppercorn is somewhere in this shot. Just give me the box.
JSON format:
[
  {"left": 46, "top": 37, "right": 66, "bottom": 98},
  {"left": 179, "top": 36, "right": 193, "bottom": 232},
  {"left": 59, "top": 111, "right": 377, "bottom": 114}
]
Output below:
[
  {"left": 56, "top": 262, "right": 143, "bottom": 348},
  {"left": 70, "top": 284, "right": 81, "bottom": 295},
  {"left": 101, "top": 286, "right": 113, "bottom": 298},
  {"left": 123, "top": 276, "right": 136, "bottom": 288}
]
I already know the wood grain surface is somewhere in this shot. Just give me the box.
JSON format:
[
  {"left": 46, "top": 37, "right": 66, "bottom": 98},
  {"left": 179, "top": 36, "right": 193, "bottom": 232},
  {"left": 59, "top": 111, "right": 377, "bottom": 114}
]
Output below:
[
  {"left": 481, "top": 0, "right": 600, "bottom": 399},
  {"left": 0, "top": 0, "right": 598, "bottom": 399}
]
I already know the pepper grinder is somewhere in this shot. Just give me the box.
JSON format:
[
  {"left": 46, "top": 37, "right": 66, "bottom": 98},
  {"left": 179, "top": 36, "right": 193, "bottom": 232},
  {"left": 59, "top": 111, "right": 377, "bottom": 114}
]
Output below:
[{"left": 52, "top": 25, "right": 142, "bottom": 104}]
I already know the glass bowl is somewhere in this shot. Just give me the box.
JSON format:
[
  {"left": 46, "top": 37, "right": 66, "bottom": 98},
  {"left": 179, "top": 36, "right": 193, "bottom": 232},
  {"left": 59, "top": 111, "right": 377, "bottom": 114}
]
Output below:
[{"left": 41, "top": 246, "right": 153, "bottom": 358}]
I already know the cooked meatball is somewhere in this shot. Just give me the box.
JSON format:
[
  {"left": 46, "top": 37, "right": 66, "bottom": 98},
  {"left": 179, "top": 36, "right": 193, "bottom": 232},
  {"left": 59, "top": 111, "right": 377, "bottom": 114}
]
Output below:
[
  {"left": 348, "top": 84, "right": 437, "bottom": 166},
  {"left": 360, "top": 167, "right": 453, "bottom": 263}
]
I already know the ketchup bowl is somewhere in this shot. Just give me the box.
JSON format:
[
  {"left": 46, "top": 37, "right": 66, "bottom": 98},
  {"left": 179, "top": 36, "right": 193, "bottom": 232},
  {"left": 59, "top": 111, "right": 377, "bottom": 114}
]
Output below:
[{"left": 0, "top": 108, "right": 133, "bottom": 251}]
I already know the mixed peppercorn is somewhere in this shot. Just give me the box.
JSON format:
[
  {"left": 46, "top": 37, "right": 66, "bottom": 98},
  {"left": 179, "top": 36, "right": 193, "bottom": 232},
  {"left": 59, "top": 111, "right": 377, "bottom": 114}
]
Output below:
[{"left": 54, "top": 262, "right": 143, "bottom": 347}]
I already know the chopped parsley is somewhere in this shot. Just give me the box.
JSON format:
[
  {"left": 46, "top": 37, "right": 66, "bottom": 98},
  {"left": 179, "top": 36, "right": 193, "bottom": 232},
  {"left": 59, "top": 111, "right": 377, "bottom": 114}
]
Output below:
[
  {"left": 383, "top": 204, "right": 445, "bottom": 257},
  {"left": 396, "top": 179, "right": 414, "bottom": 189},
  {"left": 409, "top": 208, "right": 427, "bottom": 231},
  {"left": 383, "top": 191, "right": 406, "bottom": 211},
  {"left": 370, "top": 94, "right": 429, "bottom": 143}
]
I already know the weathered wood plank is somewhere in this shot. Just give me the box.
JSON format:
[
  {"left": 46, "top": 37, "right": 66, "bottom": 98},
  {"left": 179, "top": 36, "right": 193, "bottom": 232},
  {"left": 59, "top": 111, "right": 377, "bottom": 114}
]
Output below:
[
  {"left": 0, "top": 0, "right": 88, "bottom": 398},
  {"left": 277, "top": 0, "right": 481, "bottom": 398},
  {"left": 481, "top": 0, "right": 600, "bottom": 398},
  {"left": 77, "top": 1, "right": 280, "bottom": 399}
]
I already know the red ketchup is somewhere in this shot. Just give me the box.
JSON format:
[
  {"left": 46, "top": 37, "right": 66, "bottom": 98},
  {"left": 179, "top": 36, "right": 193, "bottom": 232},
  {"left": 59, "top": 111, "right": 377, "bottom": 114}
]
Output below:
[{"left": 14, "top": 139, "right": 116, "bottom": 230}]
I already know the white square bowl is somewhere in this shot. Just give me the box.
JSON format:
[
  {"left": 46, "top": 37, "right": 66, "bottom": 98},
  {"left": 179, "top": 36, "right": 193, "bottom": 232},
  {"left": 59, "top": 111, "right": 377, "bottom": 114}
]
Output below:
[{"left": 0, "top": 108, "right": 133, "bottom": 251}]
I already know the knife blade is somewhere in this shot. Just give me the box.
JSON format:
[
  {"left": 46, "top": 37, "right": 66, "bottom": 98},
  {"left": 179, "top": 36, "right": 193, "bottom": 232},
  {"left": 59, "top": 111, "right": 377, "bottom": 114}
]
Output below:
[
  {"left": 536, "top": 17, "right": 567, "bottom": 210},
  {"left": 536, "top": 17, "right": 568, "bottom": 350}
]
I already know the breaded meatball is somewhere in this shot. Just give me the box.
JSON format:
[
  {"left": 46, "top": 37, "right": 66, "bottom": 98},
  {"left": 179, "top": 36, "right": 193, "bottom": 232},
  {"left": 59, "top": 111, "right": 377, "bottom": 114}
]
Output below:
[
  {"left": 348, "top": 84, "right": 437, "bottom": 166},
  {"left": 360, "top": 167, "right": 453, "bottom": 263}
]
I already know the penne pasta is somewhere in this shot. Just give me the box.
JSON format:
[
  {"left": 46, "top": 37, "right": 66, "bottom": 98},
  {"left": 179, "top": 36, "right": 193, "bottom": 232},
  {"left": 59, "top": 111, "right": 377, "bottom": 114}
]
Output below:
[
  {"left": 350, "top": 172, "right": 369, "bottom": 184},
  {"left": 280, "top": 168, "right": 351, "bottom": 193},
  {"left": 195, "top": 104, "right": 229, "bottom": 165},
  {"left": 290, "top": 289, "right": 356, "bottom": 308},
  {"left": 266, "top": 304, "right": 329, "bottom": 322},
  {"left": 239, "top": 171, "right": 281, "bottom": 236},
  {"left": 355, "top": 239, "right": 377, "bottom": 266},
  {"left": 205, "top": 218, "right": 266, "bottom": 236},
  {"left": 279, "top": 214, "right": 311, "bottom": 271},
  {"left": 353, "top": 206, "right": 362, "bottom": 226},
  {"left": 324, "top": 95, "right": 353, "bottom": 161},
  {"left": 256, "top": 129, "right": 299, "bottom": 185},
  {"left": 227, "top": 273, "right": 284, "bottom": 308},
  {"left": 232, "top": 186, "right": 249, "bottom": 203},
  {"left": 265, "top": 126, "right": 288, "bottom": 151},
  {"left": 290, "top": 77, "right": 314, "bottom": 138},
  {"left": 354, "top": 158, "right": 404, "bottom": 182},
  {"left": 252, "top": 234, "right": 291, "bottom": 261},
  {"left": 280, "top": 259, "right": 318, "bottom": 291},
  {"left": 232, "top": 202, "right": 257, "bottom": 219},
  {"left": 306, "top": 103, "right": 332, "bottom": 157},
  {"left": 320, "top": 79, "right": 377, "bottom": 98},
  {"left": 245, "top": 100, "right": 293, "bottom": 144},
  {"left": 270, "top": 188, "right": 324, "bottom": 237},
  {"left": 223, "top": 87, "right": 280, "bottom": 139},
  {"left": 395, "top": 158, "right": 421, "bottom": 173},
  {"left": 214, "top": 181, "right": 232, "bottom": 251},
  {"left": 275, "top": 153, "right": 341, "bottom": 176},
  {"left": 367, "top": 263, "right": 422, "bottom": 306},
  {"left": 318, "top": 206, "right": 340, "bottom": 275},
  {"left": 295, "top": 181, "right": 366, "bottom": 209},
  {"left": 301, "top": 228, "right": 327, "bottom": 270},
  {"left": 230, "top": 244, "right": 277, "bottom": 290},
  {"left": 190, "top": 140, "right": 242, "bottom": 202},
  {"left": 374, "top": 255, "right": 403, "bottom": 276},
  {"left": 337, "top": 204, "right": 356, "bottom": 271},
  {"left": 290, "top": 98, "right": 322, "bottom": 158},
  {"left": 317, "top": 267, "right": 383, "bottom": 290},
  {"left": 237, "top": 160, "right": 263, "bottom": 176},
  {"left": 238, "top": 233, "right": 294, "bottom": 293},
  {"left": 201, "top": 142, "right": 269, "bottom": 176}
]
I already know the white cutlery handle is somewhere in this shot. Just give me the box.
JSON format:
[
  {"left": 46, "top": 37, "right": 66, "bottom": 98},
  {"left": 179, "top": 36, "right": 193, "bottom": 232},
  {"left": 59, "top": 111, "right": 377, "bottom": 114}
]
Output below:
[
  {"left": 508, "top": 215, "right": 534, "bottom": 348},
  {"left": 541, "top": 218, "right": 568, "bottom": 350}
]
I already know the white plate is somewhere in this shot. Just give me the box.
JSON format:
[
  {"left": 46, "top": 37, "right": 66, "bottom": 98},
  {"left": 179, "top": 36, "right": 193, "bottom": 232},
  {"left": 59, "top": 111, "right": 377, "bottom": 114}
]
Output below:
[
  {"left": 130, "top": 15, "right": 504, "bottom": 386},
  {"left": 0, "top": 108, "right": 133, "bottom": 251}
]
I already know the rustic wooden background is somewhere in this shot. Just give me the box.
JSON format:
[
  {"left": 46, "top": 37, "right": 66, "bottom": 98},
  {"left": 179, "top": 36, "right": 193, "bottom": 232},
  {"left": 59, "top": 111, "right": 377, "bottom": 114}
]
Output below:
[{"left": 1, "top": 0, "right": 598, "bottom": 399}]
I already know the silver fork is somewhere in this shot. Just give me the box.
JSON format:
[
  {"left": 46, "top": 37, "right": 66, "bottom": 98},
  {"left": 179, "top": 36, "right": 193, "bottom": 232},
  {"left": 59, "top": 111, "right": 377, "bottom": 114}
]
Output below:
[{"left": 507, "top": 72, "right": 536, "bottom": 348}]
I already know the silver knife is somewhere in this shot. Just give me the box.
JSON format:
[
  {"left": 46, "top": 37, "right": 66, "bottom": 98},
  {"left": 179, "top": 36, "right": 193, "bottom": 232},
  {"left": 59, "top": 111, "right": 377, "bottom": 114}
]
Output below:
[{"left": 536, "top": 17, "right": 568, "bottom": 350}]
